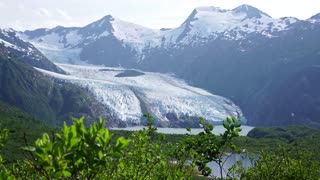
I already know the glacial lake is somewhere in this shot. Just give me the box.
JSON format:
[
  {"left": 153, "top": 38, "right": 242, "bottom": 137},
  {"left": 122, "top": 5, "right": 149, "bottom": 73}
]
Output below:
[
  {"left": 112, "top": 125, "right": 257, "bottom": 178},
  {"left": 111, "top": 125, "right": 254, "bottom": 136},
  {"left": 207, "top": 153, "right": 259, "bottom": 178}
]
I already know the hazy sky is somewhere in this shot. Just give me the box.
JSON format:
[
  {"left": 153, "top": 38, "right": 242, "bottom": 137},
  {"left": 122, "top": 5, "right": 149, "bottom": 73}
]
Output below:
[{"left": 1, "top": 0, "right": 320, "bottom": 30}]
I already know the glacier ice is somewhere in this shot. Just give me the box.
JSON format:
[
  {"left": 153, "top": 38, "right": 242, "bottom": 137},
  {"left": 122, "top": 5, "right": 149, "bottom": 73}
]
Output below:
[{"left": 36, "top": 64, "right": 243, "bottom": 126}]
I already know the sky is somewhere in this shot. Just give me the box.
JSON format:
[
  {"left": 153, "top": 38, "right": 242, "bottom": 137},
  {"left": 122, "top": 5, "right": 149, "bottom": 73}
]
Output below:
[{"left": 0, "top": 0, "right": 320, "bottom": 31}]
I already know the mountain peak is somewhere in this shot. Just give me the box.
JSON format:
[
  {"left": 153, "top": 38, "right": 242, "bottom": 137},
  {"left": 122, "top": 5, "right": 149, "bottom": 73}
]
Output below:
[
  {"left": 89, "top": 14, "right": 115, "bottom": 26},
  {"left": 194, "top": 6, "right": 227, "bottom": 13},
  {"left": 100, "top": 14, "right": 114, "bottom": 21},
  {"left": 232, "top": 4, "right": 271, "bottom": 18},
  {"left": 84, "top": 14, "right": 115, "bottom": 30},
  {"left": 182, "top": 6, "right": 227, "bottom": 26},
  {"left": 52, "top": 25, "right": 65, "bottom": 31},
  {"left": 233, "top": 4, "right": 255, "bottom": 11}
]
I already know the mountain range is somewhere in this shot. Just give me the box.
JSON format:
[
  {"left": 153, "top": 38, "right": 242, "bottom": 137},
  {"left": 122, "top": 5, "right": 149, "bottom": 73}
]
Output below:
[
  {"left": 19, "top": 5, "right": 303, "bottom": 65},
  {"left": 0, "top": 15, "right": 242, "bottom": 127},
  {"left": 1, "top": 4, "right": 320, "bottom": 127}
]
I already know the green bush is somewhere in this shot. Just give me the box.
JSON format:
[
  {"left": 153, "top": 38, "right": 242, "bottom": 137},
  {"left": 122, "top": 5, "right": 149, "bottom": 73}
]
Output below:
[
  {"left": 185, "top": 117, "right": 242, "bottom": 179},
  {"left": 6, "top": 115, "right": 194, "bottom": 179},
  {"left": 21, "top": 117, "right": 130, "bottom": 179},
  {"left": 240, "top": 149, "right": 320, "bottom": 180},
  {"left": 0, "top": 115, "right": 319, "bottom": 179}
]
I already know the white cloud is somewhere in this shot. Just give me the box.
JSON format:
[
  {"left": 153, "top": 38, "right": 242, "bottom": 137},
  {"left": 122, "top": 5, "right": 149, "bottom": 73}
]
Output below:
[
  {"left": 38, "top": 8, "right": 52, "bottom": 17},
  {"left": 56, "top": 9, "right": 72, "bottom": 20},
  {"left": 17, "top": 3, "right": 25, "bottom": 10}
]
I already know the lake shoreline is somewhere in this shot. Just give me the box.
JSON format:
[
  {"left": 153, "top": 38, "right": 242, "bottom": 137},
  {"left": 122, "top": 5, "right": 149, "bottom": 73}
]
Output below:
[{"left": 111, "top": 125, "right": 254, "bottom": 136}]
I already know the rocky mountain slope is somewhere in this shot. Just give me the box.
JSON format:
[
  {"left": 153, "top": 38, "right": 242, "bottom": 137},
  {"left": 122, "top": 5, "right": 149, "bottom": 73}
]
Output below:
[
  {"left": 0, "top": 28, "right": 65, "bottom": 74},
  {"left": 18, "top": 4, "right": 320, "bottom": 127}
]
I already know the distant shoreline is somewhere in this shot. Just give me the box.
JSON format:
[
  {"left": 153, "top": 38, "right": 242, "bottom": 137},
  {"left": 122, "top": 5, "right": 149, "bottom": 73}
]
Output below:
[{"left": 111, "top": 125, "right": 254, "bottom": 136}]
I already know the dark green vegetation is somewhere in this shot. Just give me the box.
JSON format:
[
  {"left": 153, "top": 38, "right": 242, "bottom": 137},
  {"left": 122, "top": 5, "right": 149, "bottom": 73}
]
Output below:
[
  {"left": 0, "top": 115, "right": 243, "bottom": 179},
  {"left": 234, "top": 126, "right": 320, "bottom": 161},
  {"left": 0, "top": 102, "right": 53, "bottom": 164},
  {"left": 241, "top": 149, "right": 320, "bottom": 180},
  {"left": 0, "top": 107, "right": 319, "bottom": 179},
  {"left": 113, "top": 125, "right": 320, "bottom": 161},
  {"left": 0, "top": 56, "right": 120, "bottom": 127}
]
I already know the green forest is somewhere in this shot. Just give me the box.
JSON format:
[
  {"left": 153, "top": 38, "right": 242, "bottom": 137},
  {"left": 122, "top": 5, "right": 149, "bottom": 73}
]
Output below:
[{"left": 0, "top": 102, "right": 319, "bottom": 179}]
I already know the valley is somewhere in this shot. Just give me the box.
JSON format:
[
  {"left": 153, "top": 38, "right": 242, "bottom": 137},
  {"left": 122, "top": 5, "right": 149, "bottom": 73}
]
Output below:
[
  {"left": 0, "top": 2, "right": 319, "bottom": 178},
  {"left": 14, "top": 4, "right": 320, "bottom": 127}
]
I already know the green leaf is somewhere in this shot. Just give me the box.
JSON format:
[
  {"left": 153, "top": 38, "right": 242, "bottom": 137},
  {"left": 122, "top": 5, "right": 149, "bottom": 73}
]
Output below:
[
  {"left": 231, "top": 144, "right": 236, "bottom": 150},
  {"left": 199, "top": 117, "right": 204, "bottom": 126},
  {"left": 42, "top": 133, "right": 50, "bottom": 144},
  {"left": 55, "top": 133, "right": 62, "bottom": 139},
  {"left": 115, "top": 137, "right": 130, "bottom": 150},
  {"left": 223, "top": 122, "right": 230, "bottom": 130},
  {"left": 69, "top": 137, "right": 79, "bottom": 148},
  {"left": 57, "top": 145, "right": 63, "bottom": 158},
  {"left": 234, "top": 123, "right": 241, "bottom": 128},
  {"left": 99, "top": 117, "right": 105, "bottom": 126},
  {"left": 98, "top": 151, "right": 103, "bottom": 160},
  {"left": 232, "top": 131, "right": 239, "bottom": 137},
  {"left": 208, "top": 124, "right": 214, "bottom": 131},
  {"left": 227, "top": 117, "right": 232, "bottom": 123},
  {"left": 62, "top": 171, "right": 71, "bottom": 177},
  {"left": 232, "top": 117, "right": 238, "bottom": 123}
]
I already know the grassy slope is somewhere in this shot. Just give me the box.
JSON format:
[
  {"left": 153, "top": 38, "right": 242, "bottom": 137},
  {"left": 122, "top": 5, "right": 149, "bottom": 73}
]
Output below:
[{"left": 0, "top": 102, "right": 55, "bottom": 164}]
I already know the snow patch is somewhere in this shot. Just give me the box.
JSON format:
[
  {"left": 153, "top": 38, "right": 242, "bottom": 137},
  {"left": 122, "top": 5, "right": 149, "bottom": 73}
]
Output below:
[
  {"left": 0, "top": 39, "right": 22, "bottom": 51},
  {"left": 99, "top": 30, "right": 110, "bottom": 38},
  {"left": 111, "top": 19, "right": 162, "bottom": 53},
  {"left": 65, "top": 30, "right": 83, "bottom": 47}
]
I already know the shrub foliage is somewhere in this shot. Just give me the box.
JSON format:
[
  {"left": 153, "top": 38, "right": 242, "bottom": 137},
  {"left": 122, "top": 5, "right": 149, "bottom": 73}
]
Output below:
[{"left": 0, "top": 115, "right": 319, "bottom": 179}]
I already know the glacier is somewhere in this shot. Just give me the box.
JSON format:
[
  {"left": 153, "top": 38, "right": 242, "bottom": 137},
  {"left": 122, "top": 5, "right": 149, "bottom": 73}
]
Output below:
[{"left": 36, "top": 64, "right": 243, "bottom": 127}]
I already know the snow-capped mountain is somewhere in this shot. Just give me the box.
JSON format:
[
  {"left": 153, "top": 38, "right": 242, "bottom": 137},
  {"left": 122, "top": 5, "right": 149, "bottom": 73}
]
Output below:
[
  {"left": 19, "top": 15, "right": 162, "bottom": 64},
  {"left": 19, "top": 4, "right": 300, "bottom": 65},
  {"left": 0, "top": 28, "right": 65, "bottom": 74},
  {"left": 166, "top": 4, "right": 297, "bottom": 44},
  {"left": 15, "top": 4, "right": 320, "bottom": 127},
  {"left": 37, "top": 64, "right": 243, "bottom": 127}
]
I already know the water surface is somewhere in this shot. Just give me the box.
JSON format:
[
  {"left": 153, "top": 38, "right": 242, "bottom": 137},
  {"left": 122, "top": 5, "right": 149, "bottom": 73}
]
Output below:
[{"left": 111, "top": 125, "right": 254, "bottom": 136}]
